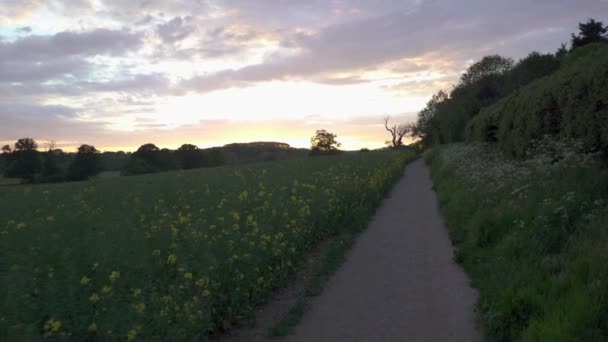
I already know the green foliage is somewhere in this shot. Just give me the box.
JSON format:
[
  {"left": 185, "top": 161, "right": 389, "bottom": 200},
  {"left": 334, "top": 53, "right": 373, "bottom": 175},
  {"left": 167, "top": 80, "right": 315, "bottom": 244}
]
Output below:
[
  {"left": 571, "top": 18, "right": 608, "bottom": 50},
  {"left": 471, "top": 43, "right": 608, "bottom": 158},
  {"left": 459, "top": 55, "right": 514, "bottom": 86},
  {"left": 428, "top": 143, "right": 608, "bottom": 341},
  {"left": 3, "top": 138, "right": 42, "bottom": 183},
  {"left": 176, "top": 144, "right": 204, "bottom": 170},
  {"left": 310, "top": 130, "right": 341, "bottom": 155},
  {"left": 414, "top": 50, "right": 561, "bottom": 148},
  {"left": 0, "top": 150, "right": 415, "bottom": 340},
  {"left": 68, "top": 145, "right": 103, "bottom": 181},
  {"left": 123, "top": 144, "right": 179, "bottom": 175}
]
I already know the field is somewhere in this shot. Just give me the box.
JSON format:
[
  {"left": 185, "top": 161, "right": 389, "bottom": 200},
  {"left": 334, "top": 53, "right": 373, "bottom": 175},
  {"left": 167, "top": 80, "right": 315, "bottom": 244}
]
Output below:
[
  {"left": 0, "top": 151, "right": 415, "bottom": 341},
  {"left": 427, "top": 143, "right": 608, "bottom": 341}
]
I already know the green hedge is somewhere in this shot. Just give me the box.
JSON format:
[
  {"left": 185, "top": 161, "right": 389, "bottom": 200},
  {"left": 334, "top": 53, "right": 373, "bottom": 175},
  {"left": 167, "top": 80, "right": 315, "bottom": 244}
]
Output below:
[{"left": 471, "top": 43, "right": 608, "bottom": 157}]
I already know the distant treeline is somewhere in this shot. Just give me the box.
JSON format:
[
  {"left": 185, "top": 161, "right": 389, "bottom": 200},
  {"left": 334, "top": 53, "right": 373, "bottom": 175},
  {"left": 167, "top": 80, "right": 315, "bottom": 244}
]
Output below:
[
  {"left": 0, "top": 141, "right": 309, "bottom": 184},
  {"left": 412, "top": 19, "right": 608, "bottom": 159}
]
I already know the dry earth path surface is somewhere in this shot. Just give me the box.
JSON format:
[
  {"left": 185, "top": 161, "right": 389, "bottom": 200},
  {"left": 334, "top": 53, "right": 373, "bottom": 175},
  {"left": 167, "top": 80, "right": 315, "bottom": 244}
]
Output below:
[{"left": 287, "top": 159, "right": 483, "bottom": 342}]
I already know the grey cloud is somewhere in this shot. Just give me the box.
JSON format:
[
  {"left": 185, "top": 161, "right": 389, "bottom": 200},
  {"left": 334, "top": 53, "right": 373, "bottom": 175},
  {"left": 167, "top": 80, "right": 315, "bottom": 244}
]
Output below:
[
  {"left": 0, "top": 102, "right": 114, "bottom": 144},
  {"left": 17, "top": 26, "right": 32, "bottom": 33},
  {"left": 76, "top": 74, "right": 171, "bottom": 94},
  {"left": 179, "top": 0, "right": 608, "bottom": 93},
  {"left": 0, "top": 28, "right": 143, "bottom": 62},
  {"left": 0, "top": 74, "right": 171, "bottom": 98},
  {"left": 157, "top": 16, "right": 196, "bottom": 43},
  {"left": 0, "top": 58, "right": 91, "bottom": 83}
]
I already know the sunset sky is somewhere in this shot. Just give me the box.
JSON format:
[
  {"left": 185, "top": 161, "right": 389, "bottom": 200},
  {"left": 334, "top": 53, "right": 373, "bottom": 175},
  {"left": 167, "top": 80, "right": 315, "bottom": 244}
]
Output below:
[{"left": 1, "top": 0, "right": 607, "bottom": 151}]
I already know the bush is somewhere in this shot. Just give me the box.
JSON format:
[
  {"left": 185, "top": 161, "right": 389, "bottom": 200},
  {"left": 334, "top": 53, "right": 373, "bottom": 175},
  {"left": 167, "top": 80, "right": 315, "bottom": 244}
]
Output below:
[
  {"left": 428, "top": 143, "right": 608, "bottom": 341},
  {"left": 471, "top": 43, "right": 608, "bottom": 158}
]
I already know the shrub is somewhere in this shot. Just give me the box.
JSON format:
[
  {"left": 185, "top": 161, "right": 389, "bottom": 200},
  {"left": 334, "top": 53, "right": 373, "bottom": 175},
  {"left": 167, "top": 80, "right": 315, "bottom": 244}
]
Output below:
[{"left": 471, "top": 43, "right": 608, "bottom": 158}]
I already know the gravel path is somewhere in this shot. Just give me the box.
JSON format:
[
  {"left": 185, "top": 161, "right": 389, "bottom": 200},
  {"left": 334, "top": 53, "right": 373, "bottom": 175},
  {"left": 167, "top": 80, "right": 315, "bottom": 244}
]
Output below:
[{"left": 287, "top": 159, "right": 483, "bottom": 342}]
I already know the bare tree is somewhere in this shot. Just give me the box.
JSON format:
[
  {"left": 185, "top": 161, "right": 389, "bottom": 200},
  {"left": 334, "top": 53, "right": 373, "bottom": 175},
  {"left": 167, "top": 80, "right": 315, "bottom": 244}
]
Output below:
[
  {"left": 44, "top": 140, "right": 57, "bottom": 152},
  {"left": 384, "top": 116, "right": 412, "bottom": 149}
]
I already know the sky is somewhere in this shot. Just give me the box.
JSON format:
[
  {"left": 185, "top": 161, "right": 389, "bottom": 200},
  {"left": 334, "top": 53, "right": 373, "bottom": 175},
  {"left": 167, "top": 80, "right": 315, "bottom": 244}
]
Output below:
[{"left": 0, "top": 0, "right": 607, "bottom": 151}]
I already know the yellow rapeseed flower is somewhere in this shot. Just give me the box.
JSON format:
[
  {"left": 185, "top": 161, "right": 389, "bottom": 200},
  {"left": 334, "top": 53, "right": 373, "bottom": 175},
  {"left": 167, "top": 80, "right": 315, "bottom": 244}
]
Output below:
[
  {"left": 184, "top": 272, "right": 193, "bottom": 280},
  {"left": 127, "top": 324, "right": 142, "bottom": 341},
  {"left": 80, "top": 276, "right": 91, "bottom": 285},
  {"left": 43, "top": 318, "right": 62, "bottom": 336},
  {"left": 109, "top": 271, "right": 120, "bottom": 283},
  {"left": 101, "top": 286, "right": 112, "bottom": 295},
  {"left": 88, "top": 323, "right": 97, "bottom": 333},
  {"left": 167, "top": 254, "right": 177, "bottom": 265},
  {"left": 132, "top": 288, "right": 142, "bottom": 297},
  {"left": 134, "top": 302, "right": 146, "bottom": 313},
  {"left": 89, "top": 293, "right": 100, "bottom": 303}
]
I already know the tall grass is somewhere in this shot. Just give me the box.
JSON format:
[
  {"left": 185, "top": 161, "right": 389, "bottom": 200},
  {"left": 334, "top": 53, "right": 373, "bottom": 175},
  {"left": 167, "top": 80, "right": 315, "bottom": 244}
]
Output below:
[{"left": 427, "top": 142, "right": 608, "bottom": 341}]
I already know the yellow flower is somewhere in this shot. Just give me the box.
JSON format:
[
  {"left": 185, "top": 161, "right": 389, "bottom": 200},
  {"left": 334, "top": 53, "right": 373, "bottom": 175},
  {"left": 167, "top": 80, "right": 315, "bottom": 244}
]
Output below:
[
  {"left": 89, "top": 293, "right": 100, "bottom": 303},
  {"left": 80, "top": 276, "right": 91, "bottom": 285},
  {"left": 152, "top": 249, "right": 161, "bottom": 256},
  {"left": 101, "top": 286, "right": 112, "bottom": 295},
  {"left": 257, "top": 277, "right": 264, "bottom": 285},
  {"left": 167, "top": 254, "right": 177, "bottom": 265},
  {"left": 184, "top": 272, "right": 193, "bottom": 280},
  {"left": 43, "top": 319, "right": 62, "bottom": 335},
  {"left": 15, "top": 222, "right": 26, "bottom": 230},
  {"left": 46, "top": 216, "right": 54, "bottom": 222},
  {"left": 109, "top": 271, "right": 120, "bottom": 283},
  {"left": 134, "top": 302, "right": 146, "bottom": 313},
  {"left": 202, "top": 289, "right": 211, "bottom": 297},
  {"left": 132, "top": 288, "right": 142, "bottom": 297},
  {"left": 127, "top": 324, "right": 142, "bottom": 341},
  {"left": 88, "top": 323, "right": 97, "bottom": 333}
]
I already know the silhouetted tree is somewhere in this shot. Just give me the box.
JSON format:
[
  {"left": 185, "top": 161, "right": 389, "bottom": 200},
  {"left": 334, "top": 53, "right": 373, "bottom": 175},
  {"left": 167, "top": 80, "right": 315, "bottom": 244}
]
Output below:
[
  {"left": 177, "top": 144, "right": 204, "bottom": 169},
  {"left": 556, "top": 43, "right": 569, "bottom": 59},
  {"left": 15, "top": 138, "right": 38, "bottom": 151},
  {"left": 571, "top": 19, "right": 608, "bottom": 50},
  {"left": 124, "top": 143, "right": 178, "bottom": 175},
  {"left": 412, "top": 91, "right": 448, "bottom": 146},
  {"left": 384, "top": 116, "right": 413, "bottom": 149},
  {"left": 68, "top": 144, "right": 102, "bottom": 181},
  {"left": 459, "top": 55, "right": 514, "bottom": 86},
  {"left": 310, "top": 130, "right": 341, "bottom": 155},
  {"left": 4, "top": 138, "right": 41, "bottom": 183},
  {"left": 41, "top": 151, "right": 62, "bottom": 179},
  {"left": 1, "top": 145, "right": 11, "bottom": 154}
]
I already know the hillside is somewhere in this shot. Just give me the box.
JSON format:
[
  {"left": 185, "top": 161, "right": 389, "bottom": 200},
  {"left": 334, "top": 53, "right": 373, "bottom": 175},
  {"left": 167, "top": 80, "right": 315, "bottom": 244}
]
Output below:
[{"left": 415, "top": 29, "right": 608, "bottom": 342}]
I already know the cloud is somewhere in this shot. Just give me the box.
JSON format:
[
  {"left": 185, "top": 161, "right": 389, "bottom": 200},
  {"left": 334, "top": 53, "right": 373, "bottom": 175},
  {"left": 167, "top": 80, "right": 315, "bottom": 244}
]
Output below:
[
  {"left": 0, "top": 58, "right": 91, "bottom": 83},
  {"left": 178, "top": 0, "right": 608, "bottom": 94},
  {"left": 0, "top": 28, "right": 143, "bottom": 62},
  {"left": 156, "top": 16, "right": 196, "bottom": 44}
]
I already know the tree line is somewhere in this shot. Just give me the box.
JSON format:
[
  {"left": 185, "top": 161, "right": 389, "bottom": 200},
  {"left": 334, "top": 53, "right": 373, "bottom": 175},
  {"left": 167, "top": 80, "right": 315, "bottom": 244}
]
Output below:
[
  {"left": 408, "top": 19, "right": 608, "bottom": 157},
  {"left": 0, "top": 139, "right": 227, "bottom": 184}
]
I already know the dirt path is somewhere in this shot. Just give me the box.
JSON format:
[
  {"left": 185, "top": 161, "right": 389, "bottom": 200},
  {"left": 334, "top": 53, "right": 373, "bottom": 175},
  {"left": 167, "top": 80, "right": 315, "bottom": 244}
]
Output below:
[{"left": 286, "top": 159, "right": 483, "bottom": 342}]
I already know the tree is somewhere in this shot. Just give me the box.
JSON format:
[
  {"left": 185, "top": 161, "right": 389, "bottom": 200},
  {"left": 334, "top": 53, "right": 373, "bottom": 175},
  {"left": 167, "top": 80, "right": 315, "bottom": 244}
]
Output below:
[
  {"left": 14, "top": 138, "right": 38, "bottom": 151},
  {"left": 67, "top": 144, "right": 102, "bottom": 181},
  {"left": 310, "top": 130, "right": 341, "bottom": 154},
  {"left": 412, "top": 91, "right": 449, "bottom": 145},
  {"left": 556, "top": 43, "right": 569, "bottom": 59},
  {"left": 459, "top": 55, "right": 514, "bottom": 86},
  {"left": 4, "top": 138, "right": 41, "bottom": 183},
  {"left": 1, "top": 145, "right": 11, "bottom": 154},
  {"left": 176, "top": 144, "right": 203, "bottom": 169},
  {"left": 384, "top": 116, "right": 413, "bottom": 149},
  {"left": 571, "top": 18, "right": 608, "bottom": 50}
]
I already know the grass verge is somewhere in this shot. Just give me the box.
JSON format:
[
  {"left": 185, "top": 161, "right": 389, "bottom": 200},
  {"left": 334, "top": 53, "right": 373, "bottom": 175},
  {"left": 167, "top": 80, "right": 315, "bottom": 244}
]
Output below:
[{"left": 427, "top": 143, "right": 608, "bottom": 341}]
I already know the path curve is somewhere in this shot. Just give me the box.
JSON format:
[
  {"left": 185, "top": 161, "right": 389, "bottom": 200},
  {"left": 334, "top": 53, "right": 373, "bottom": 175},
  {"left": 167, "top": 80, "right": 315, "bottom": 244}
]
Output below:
[{"left": 287, "top": 159, "right": 483, "bottom": 342}]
